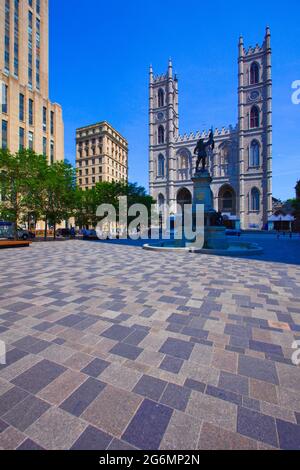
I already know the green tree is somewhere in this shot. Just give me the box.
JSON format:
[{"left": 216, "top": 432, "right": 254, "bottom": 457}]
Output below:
[
  {"left": 75, "top": 181, "right": 155, "bottom": 232},
  {"left": 0, "top": 149, "right": 47, "bottom": 239},
  {"left": 36, "top": 161, "right": 76, "bottom": 239}
]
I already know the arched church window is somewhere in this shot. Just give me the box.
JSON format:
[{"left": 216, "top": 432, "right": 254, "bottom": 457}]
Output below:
[
  {"left": 250, "top": 106, "right": 260, "bottom": 128},
  {"left": 158, "top": 154, "right": 165, "bottom": 177},
  {"left": 180, "top": 154, "right": 188, "bottom": 169},
  {"left": 158, "top": 193, "right": 165, "bottom": 211},
  {"left": 158, "top": 126, "right": 165, "bottom": 144},
  {"left": 251, "top": 187, "right": 260, "bottom": 211},
  {"left": 158, "top": 89, "right": 165, "bottom": 107},
  {"left": 222, "top": 190, "right": 234, "bottom": 210},
  {"left": 250, "top": 62, "right": 260, "bottom": 85},
  {"left": 250, "top": 141, "right": 260, "bottom": 167}
]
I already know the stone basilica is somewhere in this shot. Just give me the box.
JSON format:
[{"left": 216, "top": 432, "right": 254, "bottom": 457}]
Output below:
[{"left": 149, "top": 28, "right": 272, "bottom": 230}]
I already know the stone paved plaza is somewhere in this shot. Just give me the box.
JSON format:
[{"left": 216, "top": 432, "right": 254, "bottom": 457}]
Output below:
[{"left": 1, "top": 239, "right": 300, "bottom": 450}]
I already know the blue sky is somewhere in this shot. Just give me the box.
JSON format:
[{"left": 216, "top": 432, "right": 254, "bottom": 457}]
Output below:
[{"left": 49, "top": 0, "right": 300, "bottom": 201}]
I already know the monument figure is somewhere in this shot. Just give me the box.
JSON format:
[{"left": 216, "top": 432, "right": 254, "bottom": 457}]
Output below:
[{"left": 194, "top": 129, "right": 215, "bottom": 173}]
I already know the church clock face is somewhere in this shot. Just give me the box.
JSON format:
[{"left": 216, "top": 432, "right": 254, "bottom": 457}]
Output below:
[
  {"left": 157, "top": 112, "right": 164, "bottom": 121},
  {"left": 249, "top": 90, "right": 260, "bottom": 101}
]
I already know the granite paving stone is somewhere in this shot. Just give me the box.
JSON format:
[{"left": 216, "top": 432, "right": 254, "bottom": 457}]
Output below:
[
  {"left": 198, "top": 422, "right": 258, "bottom": 450},
  {"left": 159, "top": 355, "right": 184, "bottom": 374},
  {"left": 26, "top": 408, "right": 87, "bottom": 450},
  {"left": 60, "top": 377, "right": 106, "bottom": 417},
  {"left": 160, "top": 410, "right": 202, "bottom": 450},
  {"left": 71, "top": 425, "right": 113, "bottom": 450},
  {"left": 160, "top": 383, "right": 191, "bottom": 411},
  {"left": 159, "top": 338, "right": 194, "bottom": 360},
  {"left": 186, "top": 391, "right": 237, "bottom": 431},
  {"left": 122, "top": 399, "right": 173, "bottom": 449},
  {"left": 249, "top": 378, "right": 278, "bottom": 405},
  {"left": 219, "top": 371, "right": 249, "bottom": 396},
  {"left": 238, "top": 355, "right": 279, "bottom": 385},
  {"left": 16, "top": 438, "right": 45, "bottom": 450},
  {"left": 133, "top": 375, "right": 168, "bottom": 401},
  {"left": 0, "top": 387, "right": 29, "bottom": 416},
  {"left": 237, "top": 406, "right": 278, "bottom": 447},
  {"left": 109, "top": 342, "right": 143, "bottom": 361},
  {"left": 12, "top": 359, "right": 66, "bottom": 394},
  {"left": 81, "top": 358, "right": 110, "bottom": 378},
  {"left": 82, "top": 385, "right": 142, "bottom": 438},
  {"left": 2, "top": 395, "right": 50, "bottom": 431}
]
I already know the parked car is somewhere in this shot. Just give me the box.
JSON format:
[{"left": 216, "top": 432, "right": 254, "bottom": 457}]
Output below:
[
  {"left": 82, "top": 229, "right": 97, "bottom": 239},
  {"left": 56, "top": 228, "right": 71, "bottom": 238},
  {"left": 17, "top": 227, "right": 33, "bottom": 240},
  {"left": 225, "top": 228, "right": 241, "bottom": 237},
  {"left": 0, "top": 222, "right": 33, "bottom": 240}
]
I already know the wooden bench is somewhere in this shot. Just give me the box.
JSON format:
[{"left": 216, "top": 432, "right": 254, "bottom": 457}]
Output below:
[{"left": 0, "top": 240, "right": 32, "bottom": 249}]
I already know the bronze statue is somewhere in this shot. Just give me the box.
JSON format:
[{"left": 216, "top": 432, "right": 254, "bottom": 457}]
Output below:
[{"left": 194, "top": 129, "right": 215, "bottom": 172}]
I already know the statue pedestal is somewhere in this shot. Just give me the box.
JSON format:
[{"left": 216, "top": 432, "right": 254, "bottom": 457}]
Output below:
[
  {"left": 191, "top": 170, "right": 229, "bottom": 250},
  {"left": 192, "top": 170, "right": 214, "bottom": 212}
]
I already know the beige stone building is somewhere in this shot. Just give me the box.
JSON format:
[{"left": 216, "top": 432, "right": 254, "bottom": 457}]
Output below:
[
  {"left": 0, "top": 0, "right": 64, "bottom": 162},
  {"left": 76, "top": 122, "right": 128, "bottom": 190}
]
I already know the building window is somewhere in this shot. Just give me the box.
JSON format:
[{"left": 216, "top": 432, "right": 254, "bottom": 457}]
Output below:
[
  {"left": 43, "top": 106, "right": 47, "bottom": 132},
  {"left": 14, "top": 0, "right": 19, "bottom": 76},
  {"left": 28, "top": 11, "right": 33, "bottom": 88},
  {"left": 158, "top": 125, "right": 165, "bottom": 144},
  {"left": 250, "top": 62, "right": 259, "bottom": 85},
  {"left": 50, "top": 140, "right": 54, "bottom": 164},
  {"left": 250, "top": 188, "right": 260, "bottom": 211},
  {"left": 29, "top": 99, "right": 33, "bottom": 125},
  {"left": 4, "top": 0, "right": 10, "bottom": 73},
  {"left": 28, "top": 131, "right": 34, "bottom": 150},
  {"left": 50, "top": 111, "right": 54, "bottom": 135},
  {"left": 2, "top": 84, "right": 8, "bottom": 113},
  {"left": 36, "top": 0, "right": 41, "bottom": 15},
  {"left": 2, "top": 121, "right": 8, "bottom": 149},
  {"left": 249, "top": 141, "right": 260, "bottom": 167},
  {"left": 36, "top": 18, "right": 41, "bottom": 90},
  {"left": 250, "top": 106, "right": 259, "bottom": 128},
  {"left": 28, "top": 0, "right": 33, "bottom": 7},
  {"left": 85, "top": 178, "right": 88, "bottom": 185},
  {"left": 158, "top": 154, "right": 165, "bottom": 177},
  {"left": 158, "top": 89, "right": 164, "bottom": 107},
  {"left": 43, "top": 137, "right": 47, "bottom": 156},
  {"left": 19, "top": 93, "right": 24, "bottom": 121},
  {"left": 19, "top": 127, "right": 24, "bottom": 150}
]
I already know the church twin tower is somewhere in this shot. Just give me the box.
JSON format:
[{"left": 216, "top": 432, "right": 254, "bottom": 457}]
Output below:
[{"left": 149, "top": 28, "right": 272, "bottom": 230}]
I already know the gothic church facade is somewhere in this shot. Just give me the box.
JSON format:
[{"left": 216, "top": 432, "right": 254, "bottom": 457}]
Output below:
[{"left": 149, "top": 28, "right": 272, "bottom": 230}]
